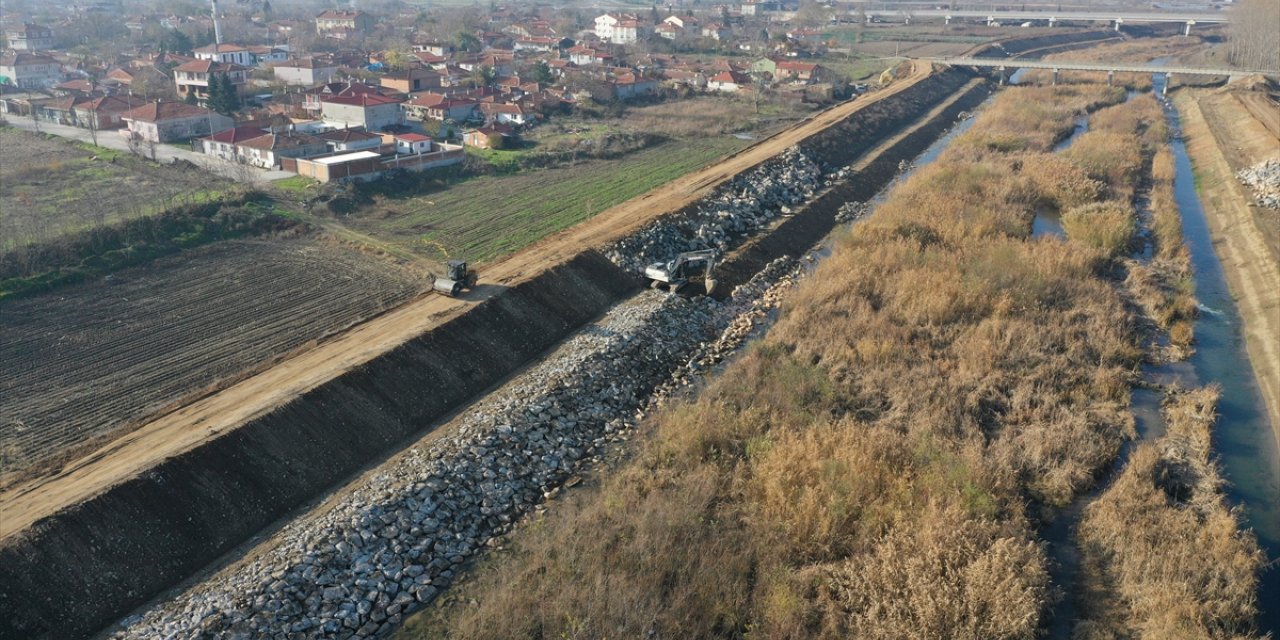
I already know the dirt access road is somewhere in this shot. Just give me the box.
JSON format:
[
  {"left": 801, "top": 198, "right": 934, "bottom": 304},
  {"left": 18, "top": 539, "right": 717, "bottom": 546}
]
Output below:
[
  {"left": 1175, "top": 87, "right": 1280, "bottom": 450},
  {"left": 0, "top": 63, "right": 934, "bottom": 540}
]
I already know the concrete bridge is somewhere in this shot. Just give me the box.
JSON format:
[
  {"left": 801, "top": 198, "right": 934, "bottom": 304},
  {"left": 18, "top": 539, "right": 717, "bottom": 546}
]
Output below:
[
  {"left": 918, "top": 56, "right": 1275, "bottom": 89},
  {"left": 857, "top": 9, "right": 1227, "bottom": 34}
]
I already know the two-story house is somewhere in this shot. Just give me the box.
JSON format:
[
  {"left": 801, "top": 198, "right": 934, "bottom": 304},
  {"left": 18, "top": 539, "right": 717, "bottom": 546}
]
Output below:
[
  {"left": 173, "top": 59, "right": 248, "bottom": 102},
  {"left": 273, "top": 57, "right": 339, "bottom": 86},
  {"left": 320, "top": 93, "right": 404, "bottom": 131},
  {"left": 120, "top": 100, "right": 234, "bottom": 142},
  {"left": 193, "top": 43, "right": 253, "bottom": 67},
  {"left": 593, "top": 14, "right": 649, "bottom": 45},
  {"left": 5, "top": 23, "right": 54, "bottom": 51},
  {"left": 316, "top": 10, "right": 375, "bottom": 39},
  {"left": 0, "top": 52, "right": 62, "bottom": 89}
]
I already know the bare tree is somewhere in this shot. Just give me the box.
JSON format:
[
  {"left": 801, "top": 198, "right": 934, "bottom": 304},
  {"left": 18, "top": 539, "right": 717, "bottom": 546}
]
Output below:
[{"left": 1228, "top": 0, "right": 1280, "bottom": 71}]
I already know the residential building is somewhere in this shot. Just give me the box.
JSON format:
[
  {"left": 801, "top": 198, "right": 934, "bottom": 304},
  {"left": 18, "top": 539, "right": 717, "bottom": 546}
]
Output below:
[
  {"left": 389, "top": 132, "right": 432, "bottom": 154},
  {"left": 235, "top": 131, "right": 328, "bottom": 168},
  {"left": 6, "top": 23, "right": 54, "bottom": 51},
  {"left": 708, "top": 70, "right": 751, "bottom": 92},
  {"left": 316, "top": 10, "right": 374, "bottom": 38},
  {"left": 120, "top": 100, "right": 234, "bottom": 142},
  {"left": 403, "top": 93, "right": 478, "bottom": 122},
  {"left": 200, "top": 124, "right": 271, "bottom": 161},
  {"left": 173, "top": 59, "right": 249, "bottom": 102},
  {"left": 193, "top": 43, "right": 253, "bottom": 67},
  {"left": 273, "top": 57, "right": 338, "bottom": 86},
  {"left": 320, "top": 92, "right": 404, "bottom": 131},
  {"left": 593, "top": 14, "right": 649, "bottom": 44},
  {"left": 479, "top": 101, "right": 533, "bottom": 126},
  {"left": 314, "top": 127, "right": 383, "bottom": 152},
  {"left": 0, "top": 52, "right": 62, "bottom": 89},
  {"left": 247, "top": 45, "right": 289, "bottom": 65},
  {"left": 379, "top": 68, "right": 441, "bottom": 94},
  {"left": 462, "top": 124, "right": 514, "bottom": 149},
  {"left": 75, "top": 95, "right": 149, "bottom": 129}
]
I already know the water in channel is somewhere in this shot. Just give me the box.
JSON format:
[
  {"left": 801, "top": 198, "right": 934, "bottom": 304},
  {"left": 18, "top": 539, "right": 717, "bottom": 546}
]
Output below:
[
  {"left": 1152, "top": 71, "right": 1280, "bottom": 632},
  {"left": 825, "top": 69, "right": 1277, "bottom": 633},
  {"left": 1017, "top": 68, "right": 1278, "bottom": 633}
]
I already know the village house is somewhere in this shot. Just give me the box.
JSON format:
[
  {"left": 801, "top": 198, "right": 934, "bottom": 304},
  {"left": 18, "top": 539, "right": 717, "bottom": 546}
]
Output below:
[
  {"left": 247, "top": 45, "right": 288, "bottom": 65},
  {"left": 462, "top": 123, "right": 514, "bottom": 149},
  {"left": 387, "top": 132, "right": 432, "bottom": 154},
  {"left": 593, "top": 14, "right": 649, "bottom": 45},
  {"left": 707, "top": 69, "right": 751, "bottom": 93},
  {"left": 403, "top": 92, "right": 478, "bottom": 122},
  {"left": 273, "top": 57, "right": 338, "bottom": 86},
  {"left": 479, "top": 101, "right": 533, "bottom": 126},
  {"left": 5, "top": 23, "right": 54, "bottom": 51},
  {"left": 120, "top": 100, "right": 234, "bottom": 142},
  {"left": 235, "top": 131, "right": 328, "bottom": 168},
  {"left": 567, "top": 46, "right": 613, "bottom": 66},
  {"left": 200, "top": 124, "right": 271, "bottom": 161},
  {"left": 0, "top": 52, "right": 63, "bottom": 89},
  {"left": 173, "top": 59, "right": 248, "bottom": 102},
  {"left": 316, "top": 10, "right": 375, "bottom": 39},
  {"left": 193, "top": 43, "right": 253, "bottom": 67},
  {"left": 320, "top": 92, "right": 404, "bottom": 131},
  {"left": 314, "top": 127, "right": 383, "bottom": 152},
  {"left": 379, "top": 68, "right": 441, "bottom": 94}
]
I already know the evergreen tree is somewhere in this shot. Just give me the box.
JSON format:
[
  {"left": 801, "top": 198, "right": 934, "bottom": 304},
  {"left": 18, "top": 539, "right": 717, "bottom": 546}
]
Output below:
[
  {"left": 221, "top": 74, "right": 241, "bottom": 112},
  {"left": 533, "top": 60, "right": 553, "bottom": 84},
  {"left": 205, "top": 72, "right": 224, "bottom": 110}
]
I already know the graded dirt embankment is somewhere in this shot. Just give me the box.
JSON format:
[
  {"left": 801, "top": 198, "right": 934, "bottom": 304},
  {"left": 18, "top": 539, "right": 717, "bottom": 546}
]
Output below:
[
  {"left": 1175, "top": 89, "right": 1280, "bottom": 449},
  {"left": 0, "top": 64, "right": 985, "bottom": 640},
  {"left": 0, "top": 62, "right": 933, "bottom": 543}
]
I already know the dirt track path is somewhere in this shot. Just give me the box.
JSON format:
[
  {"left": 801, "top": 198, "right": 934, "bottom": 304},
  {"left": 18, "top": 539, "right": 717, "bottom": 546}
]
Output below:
[
  {"left": 1175, "top": 90, "right": 1280, "bottom": 451},
  {"left": 0, "top": 63, "right": 933, "bottom": 540}
]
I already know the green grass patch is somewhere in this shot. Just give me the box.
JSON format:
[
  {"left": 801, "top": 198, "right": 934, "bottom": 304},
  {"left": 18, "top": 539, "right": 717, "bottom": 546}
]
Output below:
[{"left": 343, "top": 136, "right": 748, "bottom": 262}]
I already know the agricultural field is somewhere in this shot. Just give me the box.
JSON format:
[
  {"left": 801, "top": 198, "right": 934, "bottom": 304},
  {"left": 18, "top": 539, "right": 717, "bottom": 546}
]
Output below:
[
  {"left": 0, "top": 127, "right": 228, "bottom": 250},
  {"left": 0, "top": 234, "right": 423, "bottom": 485},
  {"left": 333, "top": 135, "right": 752, "bottom": 263}
]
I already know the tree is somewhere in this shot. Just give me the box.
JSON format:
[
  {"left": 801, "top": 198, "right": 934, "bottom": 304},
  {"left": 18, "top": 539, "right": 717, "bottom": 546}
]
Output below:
[
  {"left": 206, "top": 73, "right": 224, "bottom": 110},
  {"left": 533, "top": 60, "right": 554, "bottom": 84},
  {"left": 456, "top": 31, "right": 482, "bottom": 53},
  {"left": 794, "top": 1, "right": 832, "bottom": 28},
  {"left": 471, "top": 64, "right": 496, "bottom": 88},
  {"left": 158, "top": 29, "right": 194, "bottom": 56},
  {"left": 1227, "top": 0, "right": 1280, "bottom": 71},
  {"left": 220, "top": 74, "right": 241, "bottom": 112}
]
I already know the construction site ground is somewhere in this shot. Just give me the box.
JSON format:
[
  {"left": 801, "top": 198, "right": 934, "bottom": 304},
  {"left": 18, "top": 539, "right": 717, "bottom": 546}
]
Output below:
[{"left": 0, "top": 62, "right": 935, "bottom": 542}]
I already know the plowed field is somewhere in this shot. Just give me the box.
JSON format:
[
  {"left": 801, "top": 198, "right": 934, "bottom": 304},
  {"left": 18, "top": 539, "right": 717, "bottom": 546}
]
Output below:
[{"left": 0, "top": 235, "right": 421, "bottom": 484}]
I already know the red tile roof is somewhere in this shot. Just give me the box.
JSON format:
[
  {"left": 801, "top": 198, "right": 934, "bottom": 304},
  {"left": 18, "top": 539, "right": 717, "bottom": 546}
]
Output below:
[{"left": 121, "top": 100, "right": 213, "bottom": 122}]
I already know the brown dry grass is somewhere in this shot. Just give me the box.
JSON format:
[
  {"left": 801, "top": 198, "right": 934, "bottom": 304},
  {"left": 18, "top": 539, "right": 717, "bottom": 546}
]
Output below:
[
  {"left": 1075, "top": 387, "right": 1265, "bottom": 639},
  {"left": 399, "top": 84, "right": 1138, "bottom": 639},
  {"left": 397, "top": 85, "right": 1256, "bottom": 640}
]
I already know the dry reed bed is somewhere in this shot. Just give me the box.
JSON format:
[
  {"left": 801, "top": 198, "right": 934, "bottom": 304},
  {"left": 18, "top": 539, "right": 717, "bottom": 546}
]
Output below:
[
  {"left": 399, "top": 86, "right": 1257, "bottom": 639},
  {"left": 1075, "top": 387, "right": 1265, "bottom": 638}
]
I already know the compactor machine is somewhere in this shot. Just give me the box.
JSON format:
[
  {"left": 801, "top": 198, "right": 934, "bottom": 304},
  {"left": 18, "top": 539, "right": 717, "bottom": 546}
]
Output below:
[
  {"left": 644, "top": 250, "right": 718, "bottom": 295},
  {"left": 433, "top": 260, "right": 478, "bottom": 297}
]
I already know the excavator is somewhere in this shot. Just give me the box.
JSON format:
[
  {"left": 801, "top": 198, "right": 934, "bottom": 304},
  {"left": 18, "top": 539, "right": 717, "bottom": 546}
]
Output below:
[
  {"left": 433, "top": 260, "right": 479, "bottom": 297},
  {"left": 644, "top": 250, "right": 718, "bottom": 295}
]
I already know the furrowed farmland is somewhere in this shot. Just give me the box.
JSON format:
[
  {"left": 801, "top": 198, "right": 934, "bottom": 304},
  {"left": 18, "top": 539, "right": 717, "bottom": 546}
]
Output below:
[
  {"left": 0, "top": 128, "right": 227, "bottom": 250},
  {"left": 0, "top": 235, "right": 421, "bottom": 484}
]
